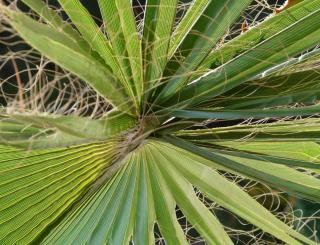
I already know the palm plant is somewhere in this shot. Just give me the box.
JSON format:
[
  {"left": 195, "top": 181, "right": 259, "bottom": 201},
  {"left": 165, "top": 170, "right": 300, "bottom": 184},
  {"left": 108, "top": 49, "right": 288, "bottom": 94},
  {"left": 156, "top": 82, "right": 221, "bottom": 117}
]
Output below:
[{"left": 0, "top": 0, "right": 320, "bottom": 244}]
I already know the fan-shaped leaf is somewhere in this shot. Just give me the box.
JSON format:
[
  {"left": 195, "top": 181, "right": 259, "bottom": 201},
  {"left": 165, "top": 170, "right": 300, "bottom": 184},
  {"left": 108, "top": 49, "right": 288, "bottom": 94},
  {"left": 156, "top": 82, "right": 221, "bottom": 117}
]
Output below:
[{"left": 0, "top": 140, "right": 119, "bottom": 244}]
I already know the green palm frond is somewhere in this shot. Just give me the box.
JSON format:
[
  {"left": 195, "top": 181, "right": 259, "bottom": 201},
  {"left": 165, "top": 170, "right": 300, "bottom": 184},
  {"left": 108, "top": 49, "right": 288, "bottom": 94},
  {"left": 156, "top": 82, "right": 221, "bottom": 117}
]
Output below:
[{"left": 0, "top": 0, "right": 320, "bottom": 244}]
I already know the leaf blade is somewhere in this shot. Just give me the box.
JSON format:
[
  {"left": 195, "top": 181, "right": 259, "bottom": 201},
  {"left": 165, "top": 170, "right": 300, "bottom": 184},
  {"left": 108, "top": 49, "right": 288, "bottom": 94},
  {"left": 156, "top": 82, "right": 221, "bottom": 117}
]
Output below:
[
  {"left": 169, "top": 6, "right": 320, "bottom": 107},
  {"left": 148, "top": 142, "right": 233, "bottom": 245},
  {"left": 154, "top": 140, "right": 314, "bottom": 245},
  {"left": 166, "top": 136, "right": 320, "bottom": 202},
  {"left": 0, "top": 141, "right": 119, "bottom": 244},
  {"left": 2, "top": 7, "right": 131, "bottom": 112},
  {"left": 157, "top": 0, "right": 253, "bottom": 102}
]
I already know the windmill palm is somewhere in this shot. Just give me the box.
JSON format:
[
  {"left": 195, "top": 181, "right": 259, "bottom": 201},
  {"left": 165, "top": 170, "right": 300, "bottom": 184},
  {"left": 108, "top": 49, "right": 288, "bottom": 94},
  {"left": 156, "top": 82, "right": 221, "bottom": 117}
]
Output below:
[{"left": 0, "top": 0, "right": 320, "bottom": 244}]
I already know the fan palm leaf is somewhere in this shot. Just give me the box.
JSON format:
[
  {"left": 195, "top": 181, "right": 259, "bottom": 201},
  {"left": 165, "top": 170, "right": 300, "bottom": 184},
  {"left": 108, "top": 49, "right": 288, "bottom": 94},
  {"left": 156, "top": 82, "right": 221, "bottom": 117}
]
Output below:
[{"left": 0, "top": 0, "right": 319, "bottom": 244}]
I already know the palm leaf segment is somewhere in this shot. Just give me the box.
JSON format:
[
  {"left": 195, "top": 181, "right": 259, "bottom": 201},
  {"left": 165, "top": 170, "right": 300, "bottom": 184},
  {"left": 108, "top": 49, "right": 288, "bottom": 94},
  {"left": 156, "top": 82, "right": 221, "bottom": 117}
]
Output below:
[{"left": 0, "top": 0, "right": 320, "bottom": 244}]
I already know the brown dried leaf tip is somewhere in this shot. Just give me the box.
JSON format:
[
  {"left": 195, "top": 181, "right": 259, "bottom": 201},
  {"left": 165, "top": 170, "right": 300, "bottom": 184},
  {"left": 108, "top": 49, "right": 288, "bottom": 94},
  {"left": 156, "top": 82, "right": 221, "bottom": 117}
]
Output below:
[{"left": 275, "top": 0, "right": 304, "bottom": 13}]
